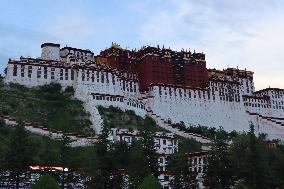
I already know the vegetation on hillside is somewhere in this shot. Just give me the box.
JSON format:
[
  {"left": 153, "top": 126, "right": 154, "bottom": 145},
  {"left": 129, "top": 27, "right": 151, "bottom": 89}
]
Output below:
[
  {"left": 2, "top": 79, "right": 284, "bottom": 188},
  {"left": 138, "top": 174, "right": 163, "bottom": 189},
  {"left": 0, "top": 122, "right": 98, "bottom": 188},
  {"left": 172, "top": 121, "right": 239, "bottom": 140},
  {"left": 98, "top": 105, "right": 202, "bottom": 152},
  {"left": 98, "top": 105, "right": 168, "bottom": 133},
  {"left": 0, "top": 78, "right": 93, "bottom": 135},
  {"left": 0, "top": 123, "right": 169, "bottom": 188},
  {"left": 204, "top": 125, "right": 284, "bottom": 189},
  {"left": 1, "top": 117, "right": 284, "bottom": 188},
  {"left": 31, "top": 175, "right": 60, "bottom": 189}
]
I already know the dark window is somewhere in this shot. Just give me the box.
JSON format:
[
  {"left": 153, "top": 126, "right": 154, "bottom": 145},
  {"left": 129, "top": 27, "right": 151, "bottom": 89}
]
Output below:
[
  {"left": 106, "top": 73, "right": 109, "bottom": 83},
  {"left": 91, "top": 70, "right": 94, "bottom": 82},
  {"left": 112, "top": 75, "right": 115, "bottom": 85},
  {"left": 96, "top": 71, "right": 99, "bottom": 82},
  {"left": 60, "top": 69, "right": 63, "bottom": 80},
  {"left": 81, "top": 70, "right": 85, "bottom": 81},
  {"left": 71, "top": 69, "right": 74, "bottom": 80},
  {"left": 13, "top": 65, "right": 17, "bottom": 76},
  {"left": 164, "top": 176, "right": 169, "bottom": 181},
  {"left": 86, "top": 70, "right": 89, "bottom": 81},
  {"left": 65, "top": 69, "right": 68, "bottom": 80},
  {"left": 44, "top": 67, "right": 48, "bottom": 79},
  {"left": 101, "top": 72, "right": 104, "bottom": 83},
  {"left": 51, "top": 68, "right": 55, "bottom": 79},
  {"left": 37, "top": 67, "right": 42, "bottom": 78},
  {"left": 21, "top": 65, "right": 25, "bottom": 77},
  {"left": 28, "top": 66, "right": 32, "bottom": 78}
]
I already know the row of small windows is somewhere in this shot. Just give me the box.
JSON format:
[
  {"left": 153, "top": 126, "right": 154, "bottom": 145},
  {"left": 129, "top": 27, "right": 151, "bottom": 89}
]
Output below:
[
  {"left": 271, "top": 91, "right": 284, "bottom": 95},
  {"left": 81, "top": 70, "right": 115, "bottom": 85},
  {"left": 13, "top": 65, "right": 75, "bottom": 80},
  {"left": 13, "top": 65, "right": 139, "bottom": 93},
  {"left": 81, "top": 70, "right": 137, "bottom": 93},
  {"left": 219, "top": 95, "right": 240, "bottom": 102},
  {"left": 158, "top": 87, "right": 246, "bottom": 102},
  {"left": 272, "top": 101, "right": 284, "bottom": 105},
  {"left": 210, "top": 81, "right": 240, "bottom": 88},
  {"left": 94, "top": 95, "right": 123, "bottom": 102},
  {"left": 121, "top": 80, "right": 137, "bottom": 93},
  {"left": 244, "top": 102, "right": 284, "bottom": 110},
  {"left": 244, "top": 102, "right": 270, "bottom": 108},
  {"left": 272, "top": 94, "right": 284, "bottom": 99},
  {"left": 155, "top": 138, "right": 173, "bottom": 146},
  {"left": 93, "top": 95, "right": 145, "bottom": 110},
  {"left": 245, "top": 98, "right": 268, "bottom": 104},
  {"left": 126, "top": 101, "right": 145, "bottom": 109}
]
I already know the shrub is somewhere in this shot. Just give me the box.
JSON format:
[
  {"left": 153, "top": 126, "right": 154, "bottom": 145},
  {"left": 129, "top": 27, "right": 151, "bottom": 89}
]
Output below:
[
  {"left": 125, "top": 109, "right": 136, "bottom": 116},
  {"left": 65, "top": 86, "right": 75, "bottom": 94},
  {"left": 31, "top": 175, "right": 60, "bottom": 189},
  {"left": 40, "top": 83, "right": 62, "bottom": 93},
  {"left": 0, "top": 119, "right": 6, "bottom": 127},
  {"left": 232, "top": 182, "right": 249, "bottom": 189},
  {"left": 139, "top": 175, "right": 163, "bottom": 189}
]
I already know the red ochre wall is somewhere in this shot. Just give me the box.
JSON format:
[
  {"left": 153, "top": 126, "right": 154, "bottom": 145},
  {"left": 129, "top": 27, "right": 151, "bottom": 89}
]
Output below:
[{"left": 99, "top": 47, "right": 209, "bottom": 91}]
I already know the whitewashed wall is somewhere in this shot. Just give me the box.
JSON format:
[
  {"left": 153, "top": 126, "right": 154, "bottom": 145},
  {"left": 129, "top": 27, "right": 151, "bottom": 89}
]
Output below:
[{"left": 4, "top": 59, "right": 284, "bottom": 140}]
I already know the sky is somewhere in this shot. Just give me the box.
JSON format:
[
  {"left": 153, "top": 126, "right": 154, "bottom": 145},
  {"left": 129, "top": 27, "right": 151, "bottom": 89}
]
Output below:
[{"left": 0, "top": 0, "right": 284, "bottom": 90}]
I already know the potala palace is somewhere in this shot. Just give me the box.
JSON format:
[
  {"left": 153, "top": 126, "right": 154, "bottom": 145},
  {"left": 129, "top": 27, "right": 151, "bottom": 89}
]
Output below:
[{"left": 4, "top": 43, "right": 284, "bottom": 140}]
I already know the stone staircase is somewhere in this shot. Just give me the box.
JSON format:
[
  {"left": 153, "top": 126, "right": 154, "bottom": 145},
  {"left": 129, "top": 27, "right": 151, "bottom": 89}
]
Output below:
[
  {"left": 246, "top": 111, "right": 284, "bottom": 139},
  {"left": 146, "top": 109, "right": 211, "bottom": 148},
  {"left": 246, "top": 111, "right": 284, "bottom": 127}
]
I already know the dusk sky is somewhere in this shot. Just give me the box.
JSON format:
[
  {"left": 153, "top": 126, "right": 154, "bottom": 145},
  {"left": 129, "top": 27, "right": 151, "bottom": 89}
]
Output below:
[{"left": 0, "top": 0, "right": 284, "bottom": 90}]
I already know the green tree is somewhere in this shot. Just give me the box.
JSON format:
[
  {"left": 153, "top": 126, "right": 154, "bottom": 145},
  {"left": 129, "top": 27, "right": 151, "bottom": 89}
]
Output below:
[
  {"left": 168, "top": 152, "right": 195, "bottom": 189},
  {"left": 178, "top": 138, "right": 202, "bottom": 154},
  {"left": 244, "top": 124, "right": 271, "bottom": 189},
  {"left": 89, "top": 126, "right": 114, "bottom": 189},
  {"left": 111, "top": 141, "right": 130, "bottom": 169},
  {"left": 4, "top": 123, "right": 34, "bottom": 189},
  {"left": 232, "top": 181, "right": 249, "bottom": 189},
  {"left": 58, "top": 134, "right": 74, "bottom": 189},
  {"left": 268, "top": 146, "right": 284, "bottom": 188},
  {"left": 110, "top": 141, "right": 130, "bottom": 189},
  {"left": 204, "top": 127, "right": 232, "bottom": 189},
  {"left": 128, "top": 140, "right": 150, "bottom": 189},
  {"left": 229, "top": 124, "right": 275, "bottom": 189},
  {"left": 138, "top": 174, "right": 163, "bottom": 189},
  {"left": 31, "top": 175, "right": 60, "bottom": 189},
  {"left": 39, "top": 135, "right": 60, "bottom": 166},
  {"left": 140, "top": 129, "right": 159, "bottom": 177},
  {"left": 80, "top": 145, "right": 99, "bottom": 188}
]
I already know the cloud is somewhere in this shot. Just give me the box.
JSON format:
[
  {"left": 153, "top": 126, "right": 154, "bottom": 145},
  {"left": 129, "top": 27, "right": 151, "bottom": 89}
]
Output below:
[
  {"left": 0, "top": 23, "right": 57, "bottom": 74},
  {"left": 138, "top": 0, "right": 284, "bottom": 90},
  {"left": 1, "top": 0, "right": 283, "bottom": 90},
  {"left": 45, "top": 14, "right": 97, "bottom": 46}
]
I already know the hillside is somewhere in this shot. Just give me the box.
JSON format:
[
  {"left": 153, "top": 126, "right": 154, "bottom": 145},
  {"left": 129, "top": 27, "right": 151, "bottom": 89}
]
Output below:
[
  {"left": 98, "top": 105, "right": 168, "bottom": 133},
  {"left": 0, "top": 78, "right": 202, "bottom": 152},
  {"left": 0, "top": 78, "right": 94, "bottom": 135},
  {"left": 98, "top": 105, "right": 202, "bottom": 152}
]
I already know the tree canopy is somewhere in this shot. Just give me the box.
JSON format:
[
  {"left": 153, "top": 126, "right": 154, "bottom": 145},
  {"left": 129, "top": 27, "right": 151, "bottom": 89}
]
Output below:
[
  {"left": 31, "top": 175, "right": 60, "bottom": 189},
  {"left": 139, "top": 174, "right": 163, "bottom": 189}
]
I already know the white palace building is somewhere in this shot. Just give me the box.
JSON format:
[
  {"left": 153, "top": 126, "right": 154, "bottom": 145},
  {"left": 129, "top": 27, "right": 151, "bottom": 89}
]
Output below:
[{"left": 3, "top": 43, "right": 284, "bottom": 141}]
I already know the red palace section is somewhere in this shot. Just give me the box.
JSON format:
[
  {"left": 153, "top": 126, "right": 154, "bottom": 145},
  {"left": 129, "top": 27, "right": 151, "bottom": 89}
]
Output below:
[{"left": 96, "top": 44, "right": 208, "bottom": 91}]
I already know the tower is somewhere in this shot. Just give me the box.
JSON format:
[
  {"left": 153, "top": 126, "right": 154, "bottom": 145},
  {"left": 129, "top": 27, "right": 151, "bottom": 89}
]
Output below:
[{"left": 41, "top": 43, "right": 60, "bottom": 61}]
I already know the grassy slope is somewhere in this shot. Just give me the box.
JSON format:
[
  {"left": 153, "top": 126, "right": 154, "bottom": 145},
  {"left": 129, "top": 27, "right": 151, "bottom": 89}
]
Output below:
[
  {"left": 0, "top": 78, "right": 93, "bottom": 135},
  {"left": 98, "top": 105, "right": 202, "bottom": 152},
  {"left": 0, "top": 77, "right": 201, "bottom": 152},
  {"left": 98, "top": 105, "right": 169, "bottom": 133}
]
